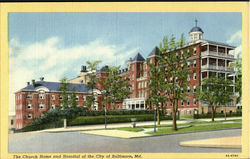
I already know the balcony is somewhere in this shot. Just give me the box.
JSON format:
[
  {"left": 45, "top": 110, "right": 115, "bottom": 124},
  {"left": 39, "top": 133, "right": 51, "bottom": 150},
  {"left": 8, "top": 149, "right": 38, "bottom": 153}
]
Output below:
[
  {"left": 201, "top": 51, "right": 234, "bottom": 59},
  {"left": 201, "top": 65, "right": 234, "bottom": 72}
]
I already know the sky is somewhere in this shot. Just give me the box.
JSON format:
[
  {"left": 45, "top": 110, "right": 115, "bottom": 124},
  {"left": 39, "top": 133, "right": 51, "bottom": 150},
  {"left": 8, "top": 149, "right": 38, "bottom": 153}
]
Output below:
[{"left": 9, "top": 12, "right": 242, "bottom": 115}]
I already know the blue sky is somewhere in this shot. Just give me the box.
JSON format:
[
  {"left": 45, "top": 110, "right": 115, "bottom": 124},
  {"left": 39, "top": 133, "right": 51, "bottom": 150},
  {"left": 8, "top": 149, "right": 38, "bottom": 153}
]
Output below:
[{"left": 9, "top": 12, "right": 242, "bottom": 114}]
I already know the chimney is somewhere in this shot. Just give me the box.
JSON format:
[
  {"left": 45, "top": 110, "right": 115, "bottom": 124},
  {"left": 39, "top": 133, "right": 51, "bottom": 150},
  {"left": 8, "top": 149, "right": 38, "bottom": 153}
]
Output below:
[
  {"left": 27, "top": 82, "right": 30, "bottom": 86},
  {"left": 81, "top": 65, "right": 87, "bottom": 72},
  {"left": 32, "top": 79, "right": 35, "bottom": 87},
  {"left": 40, "top": 77, "right": 44, "bottom": 81}
]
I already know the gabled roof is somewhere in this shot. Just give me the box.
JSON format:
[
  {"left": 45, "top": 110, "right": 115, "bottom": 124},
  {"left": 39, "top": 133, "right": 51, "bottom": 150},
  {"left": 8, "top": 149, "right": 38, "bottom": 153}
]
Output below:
[
  {"left": 133, "top": 52, "right": 145, "bottom": 62},
  {"left": 147, "top": 46, "right": 159, "bottom": 57},
  {"left": 97, "top": 65, "right": 108, "bottom": 73},
  {"left": 21, "top": 81, "right": 89, "bottom": 93}
]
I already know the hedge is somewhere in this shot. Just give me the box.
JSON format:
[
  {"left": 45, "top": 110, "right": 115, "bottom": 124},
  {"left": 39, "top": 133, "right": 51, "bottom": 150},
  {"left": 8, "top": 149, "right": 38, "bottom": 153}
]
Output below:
[
  {"left": 193, "top": 112, "right": 242, "bottom": 119},
  {"left": 14, "top": 120, "right": 63, "bottom": 133},
  {"left": 68, "top": 114, "right": 172, "bottom": 126}
]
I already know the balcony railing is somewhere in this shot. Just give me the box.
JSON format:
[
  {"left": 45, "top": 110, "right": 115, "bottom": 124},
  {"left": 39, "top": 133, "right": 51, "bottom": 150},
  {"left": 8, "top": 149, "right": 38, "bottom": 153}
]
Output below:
[
  {"left": 201, "top": 65, "right": 234, "bottom": 72},
  {"left": 201, "top": 51, "right": 234, "bottom": 59}
]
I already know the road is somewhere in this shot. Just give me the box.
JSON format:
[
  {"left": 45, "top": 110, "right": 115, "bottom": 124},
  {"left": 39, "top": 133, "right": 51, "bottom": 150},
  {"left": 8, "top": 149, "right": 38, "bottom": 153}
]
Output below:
[{"left": 9, "top": 129, "right": 241, "bottom": 153}]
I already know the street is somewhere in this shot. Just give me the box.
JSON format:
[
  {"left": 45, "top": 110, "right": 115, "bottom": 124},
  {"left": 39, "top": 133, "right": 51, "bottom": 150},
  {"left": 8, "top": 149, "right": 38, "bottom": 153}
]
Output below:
[{"left": 9, "top": 129, "right": 241, "bottom": 153}]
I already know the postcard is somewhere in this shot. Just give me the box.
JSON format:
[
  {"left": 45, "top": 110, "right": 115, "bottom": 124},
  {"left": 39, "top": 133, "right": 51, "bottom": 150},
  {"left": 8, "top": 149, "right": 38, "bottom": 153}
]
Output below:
[{"left": 0, "top": 2, "right": 249, "bottom": 159}]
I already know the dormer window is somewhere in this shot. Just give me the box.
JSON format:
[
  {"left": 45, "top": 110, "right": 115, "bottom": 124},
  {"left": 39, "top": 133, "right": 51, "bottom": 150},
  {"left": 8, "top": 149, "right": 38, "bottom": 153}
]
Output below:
[
  {"left": 27, "top": 94, "right": 32, "bottom": 99},
  {"left": 38, "top": 90, "right": 45, "bottom": 99}
]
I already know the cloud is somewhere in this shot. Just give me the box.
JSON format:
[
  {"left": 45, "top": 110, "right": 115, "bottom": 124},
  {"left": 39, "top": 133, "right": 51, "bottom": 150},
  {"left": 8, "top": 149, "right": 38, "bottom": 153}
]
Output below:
[
  {"left": 226, "top": 30, "right": 242, "bottom": 58},
  {"left": 226, "top": 30, "right": 242, "bottom": 44},
  {"left": 9, "top": 37, "right": 138, "bottom": 114}
]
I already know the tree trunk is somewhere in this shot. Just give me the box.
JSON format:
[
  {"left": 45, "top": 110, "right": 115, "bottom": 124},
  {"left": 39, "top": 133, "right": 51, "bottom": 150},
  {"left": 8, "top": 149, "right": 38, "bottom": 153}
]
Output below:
[
  {"left": 211, "top": 106, "right": 215, "bottom": 122},
  {"left": 172, "top": 103, "right": 177, "bottom": 131},
  {"left": 157, "top": 107, "right": 160, "bottom": 125},
  {"left": 224, "top": 107, "right": 227, "bottom": 120}
]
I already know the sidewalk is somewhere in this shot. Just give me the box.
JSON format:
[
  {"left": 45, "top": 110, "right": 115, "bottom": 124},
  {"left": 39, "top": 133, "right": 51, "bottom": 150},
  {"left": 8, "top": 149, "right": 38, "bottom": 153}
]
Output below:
[
  {"left": 179, "top": 136, "right": 241, "bottom": 149},
  {"left": 41, "top": 117, "right": 241, "bottom": 133},
  {"left": 42, "top": 120, "right": 188, "bottom": 133}
]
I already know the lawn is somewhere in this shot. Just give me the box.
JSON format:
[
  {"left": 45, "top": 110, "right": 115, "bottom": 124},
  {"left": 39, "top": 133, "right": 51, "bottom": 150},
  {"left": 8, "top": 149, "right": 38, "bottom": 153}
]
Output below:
[
  {"left": 117, "top": 127, "right": 144, "bottom": 132},
  {"left": 147, "top": 122, "right": 241, "bottom": 135},
  {"left": 116, "top": 119, "right": 241, "bottom": 135}
]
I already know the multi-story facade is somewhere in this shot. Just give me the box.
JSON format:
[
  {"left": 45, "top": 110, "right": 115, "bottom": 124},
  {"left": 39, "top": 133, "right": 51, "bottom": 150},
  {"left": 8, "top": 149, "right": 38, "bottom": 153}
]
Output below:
[
  {"left": 15, "top": 21, "right": 237, "bottom": 129},
  {"left": 15, "top": 78, "right": 104, "bottom": 129}
]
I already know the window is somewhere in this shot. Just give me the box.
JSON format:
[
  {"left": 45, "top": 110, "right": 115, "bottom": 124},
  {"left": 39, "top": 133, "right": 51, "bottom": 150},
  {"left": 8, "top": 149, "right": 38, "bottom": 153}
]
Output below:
[
  {"left": 131, "top": 65, "right": 134, "bottom": 71},
  {"left": 187, "top": 98, "right": 190, "bottom": 106},
  {"left": 193, "top": 60, "right": 196, "bottom": 67},
  {"left": 51, "top": 94, "right": 55, "bottom": 100},
  {"left": 193, "top": 73, "right": 197, "bottom": 80},
  {"left": 193, "top": 98, "right": 197, "bottom": 105},
  {"left": 187, "top": 87, "right": 190, "bottom": 93},
  {"left": 193, "top": 85, "right": 196, "bottom": 93},
  {"left": 11, "top": 120, "right": 14, "bottom": 125},
  {"left": 27, "top": 94, "right": 32, "bottom": 99},
  {"left": 68, "top": 95, "right": 71, "bottom": 101},
  {"left": 181, "top": 100, "right": 184, "bottom": 106},
  {"left": 28, "top": 114, "right": 32, "bottom": 119},
  {"left": 83, "top": 96, "right": 86, "bottom": 101},
  {"left": 59, "top": 96, "right": 63, "bottom": 100},
  {"left": 27, "top": 103, "right": 32, "bottom": 109},
  {"left": 51, "top": 104, "right": 55, "bottom": 109},
  {"left": 39, "top": 103, "right": 45, "bottom": 109},
  {"left": 187, "top": 62, "right": 190, "bottom": 68},
  {"left": 193, "top": 48, "right": 197, "bottom": 55},
  {"left": 132, "top": 74, "right": 134, "bottom": 80},
  {"left": 76, "top": 95, "right": 79, "bottom": 101},
  {"left": 187, "top": 75, "right": 190, "bottom": 81},
  {"left": 144, "top": 72, "right": 147, "bottom": 77},
  {"left": 39, "top": 91, "right": 45, "bottom": 99},
  {"left": 132, "top": 83, "right": 134, "bottom": 90}
]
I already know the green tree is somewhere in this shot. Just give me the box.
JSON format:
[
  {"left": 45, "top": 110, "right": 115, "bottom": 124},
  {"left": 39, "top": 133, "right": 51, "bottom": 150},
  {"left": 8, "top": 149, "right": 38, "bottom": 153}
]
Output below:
[
  {"left": 85, "top": 60, "right": 101, "bottom": 109},
  {"left": 69, "top": 87, "right": 77, "bottom": 108},
  {"left": 196, "top": 76, "right": 233, "bottom": 122},
  {"left": 59, "top": 77, "right": 69, "bottom": 109},
  {"left": 102, "top": 66, "right": 131, "bottom": 109},
  {"left": 158, "top": 34, "right": 192, "bottom": 130},
  {"left": 230, "top": 54, "right": 242, "bottom": 104},
  {"left": 147, "top": 54, "right": 167, "bottom": 125}
]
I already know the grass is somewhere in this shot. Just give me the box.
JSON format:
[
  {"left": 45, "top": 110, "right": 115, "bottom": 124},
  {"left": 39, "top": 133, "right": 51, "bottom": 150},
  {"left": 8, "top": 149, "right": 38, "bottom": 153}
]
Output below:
[
  {"left": 117, "top": 127, "right": 144, "bottom": 132},
  {"left": 116, "top": 119, "right": 241, "bottom": 134},
  {"left": 147, "top": 122, "right": 242, "bottom": 135},
  {"left": 180, "top": 115, "right": 193, "bottom": 119}
]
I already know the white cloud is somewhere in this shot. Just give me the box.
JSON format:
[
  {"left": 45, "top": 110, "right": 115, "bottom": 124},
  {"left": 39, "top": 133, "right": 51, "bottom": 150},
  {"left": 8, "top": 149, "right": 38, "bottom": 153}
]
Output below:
[
  {"left": 226, "top": 30, "right": 242, "bottom": 58},
  {"left": 9, "top": 37, "right": 138, "bottom": 115},
  {"left": 227, "top": 30, "right": 242, "bottom": 44}
]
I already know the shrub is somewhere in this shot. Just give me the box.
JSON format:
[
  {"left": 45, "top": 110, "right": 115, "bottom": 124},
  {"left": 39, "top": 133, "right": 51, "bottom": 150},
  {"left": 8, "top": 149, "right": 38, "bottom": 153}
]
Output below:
[
  {"left": 68, "top": 114, "right": 171, "bottom": 126},
  {"left": 193, "top": 112, "right": 242, "bottom": 119}
]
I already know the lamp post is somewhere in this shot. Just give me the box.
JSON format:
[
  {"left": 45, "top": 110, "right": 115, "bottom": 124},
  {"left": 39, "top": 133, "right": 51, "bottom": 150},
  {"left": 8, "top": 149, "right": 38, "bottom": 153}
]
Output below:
[
  {"left": 104, "top": 105, "right": 107, "bottom": 129},
  {"left": 154, "top": 106, "right": 156, "bottom": 133}
]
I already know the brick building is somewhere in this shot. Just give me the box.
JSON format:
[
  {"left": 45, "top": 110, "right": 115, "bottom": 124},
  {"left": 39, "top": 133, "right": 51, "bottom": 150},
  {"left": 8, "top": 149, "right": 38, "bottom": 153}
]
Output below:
[
  {"left": 15, "top": 21, "right": 237, "bottom": 129},
  {"left": 15, "top": 78, "right": 104, "bottom": 129}
]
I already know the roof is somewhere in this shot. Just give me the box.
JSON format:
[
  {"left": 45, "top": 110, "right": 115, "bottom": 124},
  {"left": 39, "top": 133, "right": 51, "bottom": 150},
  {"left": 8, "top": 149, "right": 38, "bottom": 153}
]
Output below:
[
  {"left": 21, "top": 81, "right": 89, "bottom": 93},
  {"left": 148, "top": 46, "right": 160, "bottom": 57},
  {"left": 189, "top": 26, "right": 204, "bottom": 33},
  {"left": 202, "top": 39, "right": 236, "bottom": 48},
  {"left": 97, "top": 65, "right": 108, "bottom": 73},
  {"left": 133, "top": 52, "right": 145, "bottom": 62}
]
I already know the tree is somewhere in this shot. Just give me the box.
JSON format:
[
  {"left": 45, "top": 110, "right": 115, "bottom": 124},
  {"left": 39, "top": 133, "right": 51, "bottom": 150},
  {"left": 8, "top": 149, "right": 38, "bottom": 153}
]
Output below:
[
  {"left": 101, "top": 66, "right": 131, "bottom": 110},
  {"left": 147, "top": 55, "right": 167, "bottom": 126},
  {"left": 85, "top": 60, "right": 101, "bottom": 109},
  {"left": 230, "top": 54, "right": 242, "bottom": 104},
  {"left": 59, "top": 77, "right": 69, "bottom": 109},
  {"left": 69, "top": 87, "right": 77, "bottom": 108},
  {"left": 158, "top": 34, "right": 192, "bottom": 130},
  {"left": 196, "top": 76, "right": 232, "bottom": 122}
]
